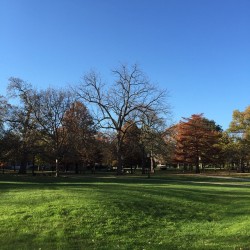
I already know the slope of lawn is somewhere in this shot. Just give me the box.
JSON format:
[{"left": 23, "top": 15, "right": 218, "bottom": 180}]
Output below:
[{"left": 1, "top": 174, "right": 250, "bottom": 249}]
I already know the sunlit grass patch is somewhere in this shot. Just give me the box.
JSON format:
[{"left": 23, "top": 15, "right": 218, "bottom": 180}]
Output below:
[{"left": 0, "top": 174, "right": 250, "bottom": 249}]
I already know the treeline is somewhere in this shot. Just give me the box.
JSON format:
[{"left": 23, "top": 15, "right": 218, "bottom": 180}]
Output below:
[{"left": 0, "top": 64, "right": 249, "bottom": 175}]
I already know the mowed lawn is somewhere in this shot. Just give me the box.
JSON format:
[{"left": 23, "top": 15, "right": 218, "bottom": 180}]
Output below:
[{"left": 1, "top": 174, "right": 250, "bottom": 250}]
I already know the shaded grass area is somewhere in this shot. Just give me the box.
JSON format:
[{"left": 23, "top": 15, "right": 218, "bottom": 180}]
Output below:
[{"left": 1, "top": 174, "right": 250, "bottom": 249}]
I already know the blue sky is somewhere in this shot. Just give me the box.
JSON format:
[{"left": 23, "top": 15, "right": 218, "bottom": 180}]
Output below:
[{"left": 0, "top": 0, "right": 249, "bottom": 129}]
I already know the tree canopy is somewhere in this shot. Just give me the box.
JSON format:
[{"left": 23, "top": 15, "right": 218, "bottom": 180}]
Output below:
[
  {"left": 76, "top": 64, "right": 170, "bottom": 174},
  {"left": 174, "top": 114, "right": 222, "bottom": 173},
  {"left": 1, "top": 64, "right": 250, "bottom": 175}
]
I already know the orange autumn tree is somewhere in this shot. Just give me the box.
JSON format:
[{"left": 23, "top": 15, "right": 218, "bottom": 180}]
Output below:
[
  {"left": 62, "top": 101, "right": 97, "bottom": 172},
  {"left": 174, "top": 114, "right": 222, "bottom": 173}
]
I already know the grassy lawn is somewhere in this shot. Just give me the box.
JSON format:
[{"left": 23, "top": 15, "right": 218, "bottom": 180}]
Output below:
[{"left": 1, "top": 173, "right": 250, "bottom": 249}]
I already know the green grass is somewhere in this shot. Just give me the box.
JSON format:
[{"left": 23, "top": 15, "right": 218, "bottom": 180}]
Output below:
[{"left": 1, "top": 174, "right": 250, "bottom": 249}]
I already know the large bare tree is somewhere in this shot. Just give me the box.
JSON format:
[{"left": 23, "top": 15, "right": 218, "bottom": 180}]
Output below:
[
  {"left": 31, "top": 88, "right": 75, "bottom": 177},
  {"left": 7, "top": 78, "right": 38, "bottom": 173},
  {"left": 0, "top": 95, "right": 8, "bottom": 131},
  {"left": 76, "top": 64, "right": 170, "bottom": 174}
]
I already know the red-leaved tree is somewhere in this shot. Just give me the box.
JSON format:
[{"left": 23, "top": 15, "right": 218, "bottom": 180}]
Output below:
[{"left": 174, "top": 114, "right": 222, "bottom": 173}]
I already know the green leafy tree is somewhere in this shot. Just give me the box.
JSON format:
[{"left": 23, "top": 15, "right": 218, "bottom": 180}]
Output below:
[{"left": 228, "top": 106, "right": 250, "bottom": 172}]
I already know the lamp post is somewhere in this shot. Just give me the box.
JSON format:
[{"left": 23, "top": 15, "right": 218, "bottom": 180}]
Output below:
[{"left": 55, "top": 158, "right": 59, "bottom": 177}]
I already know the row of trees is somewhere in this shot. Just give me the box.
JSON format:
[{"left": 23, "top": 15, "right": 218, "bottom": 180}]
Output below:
[
  {"left": 170, "top": 110, "right": 250, "bottom": 173},
  {"left": 0, "top": 64, "right": 249, "bottom": 175},
  {"left": 0, "top": 64, "right": 170, "bottom": 175}
]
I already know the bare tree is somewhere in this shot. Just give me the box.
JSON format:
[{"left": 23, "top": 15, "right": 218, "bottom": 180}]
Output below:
[
  {"left": 31, "top": 88, "right": 75, "bottom": 177},
  {"left": 76, "top": 64, "right": 170, "bottom": 174},
  {"left": 0, "top": 95, "right": 9, "bottom": 130},
  {"left": 7, "top": 78, "right": 38, "bottom": 173},
  {"left": 0, "top": 95, "right": 11, "bottom": 168}
]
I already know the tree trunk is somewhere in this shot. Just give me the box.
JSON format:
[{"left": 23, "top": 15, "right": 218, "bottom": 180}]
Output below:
[
  {"left": 116, "top": 134, "right": 123, "bottom": 175},
  {"left": 117, "top": 152, "right": 123, "bottom": 175},
  {"left": 75, "top": 163, "right": 79, "bottom": 174},
  {"left": 195, "top": 157, "right": 200, "bottom": 174},
  {"left": 195, "top": 165, "right": 200, "bottom": 173},
  {"left": 19, "top": 162, "right": 27, "bottom": 174},
  {"left": 183, "top": 163, "right": 187, "bottom": 172},
  {"left": 32, "top": 155, "right": 35, "bottom": 176},
  {"left": 141, "top": 146, "right": 146, "bottom": 174},
  {"left": 240, "top": 158, "right": 245, "bottom": 173},
  {"left": 19, "top": 151, "right": 28, "bottom": 174}
]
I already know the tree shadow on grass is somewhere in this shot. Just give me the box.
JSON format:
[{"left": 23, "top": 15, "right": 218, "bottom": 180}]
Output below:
[
  {"left": 1, "top": 174, "right": 250, "bottom": 249},
  {"left": 1, "top": 174, "right": 250, "bottom": 217},
  {"left": 88, "top": 179, "right": 250, "bottom": 224}
]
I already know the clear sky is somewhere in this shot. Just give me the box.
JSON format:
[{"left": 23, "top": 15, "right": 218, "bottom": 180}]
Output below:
[{"left": 0, "top": 0, "right": 249, "bottom": 129}]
